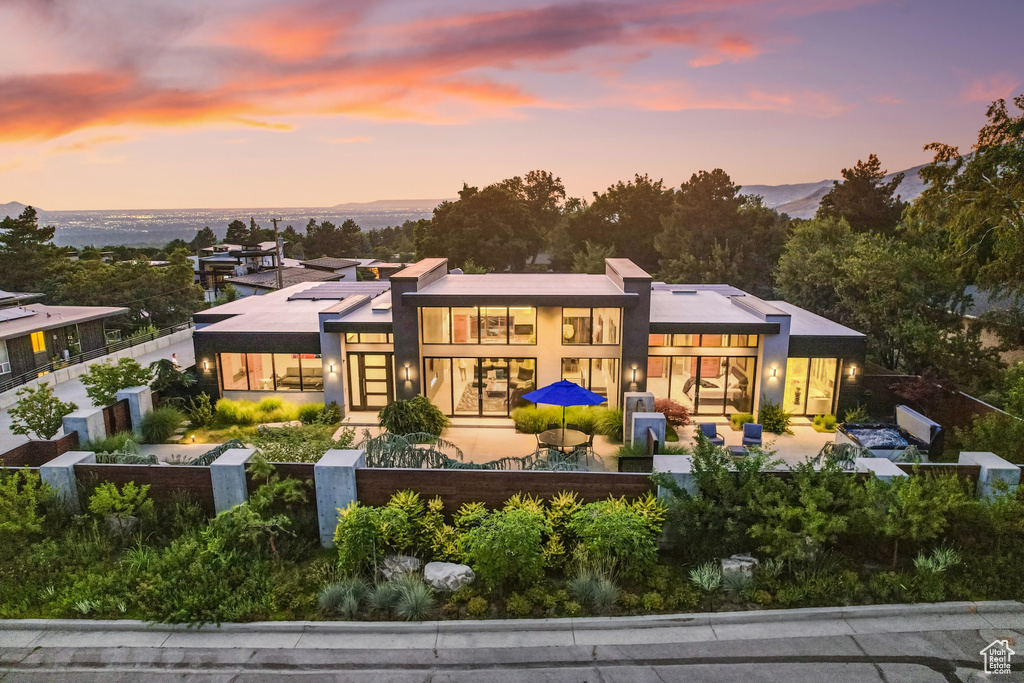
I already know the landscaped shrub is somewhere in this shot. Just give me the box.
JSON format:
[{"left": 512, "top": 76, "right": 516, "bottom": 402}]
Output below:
[
  {"left": 654, "top": 398, "right": 690, "bottom": 427},
  {"left": 466, "top": 596, "right": 489, "bottom": 618},
  {"left": 394, "top": 575, "right": 435, "bottom": 620},
  {"left": 82, "top": 431, "right": 136, "bottom": 454},
  {"left": 298, "top": 403, "right": 325, "bottom": 425},
  {"left": 729, "top": 412, "right": 754, "bottom": 430},
  {"left": 567, "top": 493, "right": 666, "bottom": 580},
  {"left": 212, "top": 398, "right": 302, "bottom": 427},
  {"left": 594, "top": 407, "right": 625, "bottom": 442},
  {"left": 80, "top": 358, "right": 153, "bottom": 407},
  {"left": 842, "top": 404, "right": 869, "bottom": 423},
  {"left": 88, "top": 482, "right": 155, "bottom": 522},
  {"left": 953, "top": 411, "right": 1024, "bottom": 464},
  {"left": 253, "top": 424, "right": 354, "bottom": 464},
  {"left": 140, "top": 405, "right": 185, "bottom": 443},
  {"left": 463, "top": 508, "right": 549, "bottom": 591},
  {"left": 186, "top": 392, "right": 213, "bottom": 428},
  {"left": 378, "top": 395, "right": 450, "bottom": 437},
  {"left": 0, "top": 470, "right": 47, "bottom": 543},
  {"left": 812, "top": 414, "right": 838, "bottom": 432},
  {"left": 757, "top": 397, "right": 792, "bottom": 434},
  {"left": 8, "top": 385, "right": 78, "bottom": 440},
  {"left": 505, "top": 592, "right": 533, "bottom": 617},
  {"left": 318, "top": 577, "right": 369, "bottom": 619},
  {"left": 511, "top": 405, "right": 559, "bottom": 433}
]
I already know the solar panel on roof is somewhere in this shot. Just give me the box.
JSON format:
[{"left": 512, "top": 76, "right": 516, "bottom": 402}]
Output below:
[
  {"left": 0, "top": 308, "right": 37, "bottom": 322},
  {"left": 287, "top": 282, "right": 390, "bottom": 301}
]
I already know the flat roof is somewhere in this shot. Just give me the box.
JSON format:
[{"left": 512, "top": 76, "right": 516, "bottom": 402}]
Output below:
[
  {"left": 301, "top": 257, "right": 360, "bottom": 270},
  {"left": 194, "top": 283, "right": 349, "bottom": 334},
  {"left": 225, "top": 267, "right": 342, "bottom": 290},
  {"left": 768, "top": 301, "right": 866, "bottom": 338},
  {"left": 322, "top": 291, "right": 393, "bottom": 332},
  {"left": 0, "top": 303, "right": 127, "bottom": 340},
  {"left": 650, "top": 288, "right": 780, "bottom": 334}
]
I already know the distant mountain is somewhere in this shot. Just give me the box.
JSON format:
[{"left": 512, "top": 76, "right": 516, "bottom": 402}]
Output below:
[
  {"left": 0, "top": 201, "right": 31, "bottom": 218},
  {"left": 740, "top": 164, "right": 929, "bottom": 219},
  {"left": 330, "top": 198, "right": 449, "bottom": 211}
]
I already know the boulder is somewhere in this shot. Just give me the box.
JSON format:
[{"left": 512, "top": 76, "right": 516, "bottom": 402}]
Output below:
[
  {"left": 423, "top": 562, "right": 475, "bottom": 592},
  {"left": 106, "top": 513, "right": 138, "bottom": 536},
  {"left": 721, "top": 554, "right": 758, "bottom": 578},
  {"left": 382, "top": 554, "right": 421, "bottom": 580}
]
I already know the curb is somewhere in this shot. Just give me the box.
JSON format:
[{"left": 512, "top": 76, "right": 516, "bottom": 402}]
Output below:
[{"left": 4, "top": 600, "right": 1020, "bottom": 635}]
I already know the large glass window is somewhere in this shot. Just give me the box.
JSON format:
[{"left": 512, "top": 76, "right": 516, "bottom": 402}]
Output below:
[
  {"left": 345, "top": 332, "right": 393, "bottom": 344},
  {"left": 785, "top": 357, "right": 838, "bottom": 415},
  {"left": 424, "top": 358, "right": 453, "bottom": 415},
  {"left": 246, "top": 353, "right": 275, "bottom": 391},
  {"left": 561, "top": 358, "right": 619, "bottom": 408},
  {"left": 648, "top": 334, "right": 759, "bottom": 348},
  {"left": 30, "top": 331, "right": 46, "bottom": 354},
  {"left": 422, "top": 307, "right": 534, "bottom": 345},
  {"left": 648, "top": 355, "right": 757, "bottom": 415},
  {"left": 426, "top": 356, "right": 536, "bottom": 416},
  {"left": 273, "top": 354, "right": 302, "bottom": 391},
  {"left": 300, "top": 354, "right": 324, "bottom": 391},
  {"left": 220, "top": 353, "right": 249, "bottom": 391},
  {"left": 562, "top": 308, "right": 619, "bottom": 345},
  {"left": 0, "top": 340, "right": 10, "bottom": 374}
]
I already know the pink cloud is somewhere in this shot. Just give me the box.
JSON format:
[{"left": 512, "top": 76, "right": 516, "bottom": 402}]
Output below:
[
  {"left": 961, "top": 72, "right": 1021, "bottom": 103},
  {"left": 616, "top": 81, "right": 851, "bottom": 117}
]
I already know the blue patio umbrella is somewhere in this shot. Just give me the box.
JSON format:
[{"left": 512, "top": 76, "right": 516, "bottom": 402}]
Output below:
[{"left": 522, "top": 380, "right": 606, "bottom": 439}]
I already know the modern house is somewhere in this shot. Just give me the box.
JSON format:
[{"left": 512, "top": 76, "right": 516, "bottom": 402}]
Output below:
[
  {"left": 0, "top": 296, "right": 128, "bottom": 381},
  {"left": 300, "top": 257, "right": 360, "bottom": 281},
  {"left": 193, "top": 258, "right": 866, "bottom": 419},
  {"left": 224, "top": 267, "right": 343, "bottom": 297}
]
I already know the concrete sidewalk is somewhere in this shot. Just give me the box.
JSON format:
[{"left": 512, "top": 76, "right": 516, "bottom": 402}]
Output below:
[{"left": 2, "top": 602, "right": 1021, "bottom": 681}]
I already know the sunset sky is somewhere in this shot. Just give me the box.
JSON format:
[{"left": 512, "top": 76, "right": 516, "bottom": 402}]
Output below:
[{"left": 1, "top": 0, "right": 1021, "bottom": 210}]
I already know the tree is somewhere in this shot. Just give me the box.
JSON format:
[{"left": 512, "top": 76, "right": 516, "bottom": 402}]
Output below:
[
  {"left": 816, "top": 154, "right": 906, "bottom": 234},
  {"left": 0, "top": 206, "right": 61, "bottom": 293},
  {"left": 303, "top": 219, "right": 365, "bottom": 259},
  {"left": 80, "top": 358, "right": 154, "bottom": 407},
  {"left": 225, "top": 219, "right": 249, "bottom": 244},
  {"left": 498, "top": 170, "right": 566, "bottom": 264},
  {"left": 656, "top": 169, "right": 787, "bottom": 296},
  {"left": 416, "top": 183, "right": 534, "bottom": 271},
  {"left": 558, "top": 174, "right": 674, "bottom": 272},
  {"left": 8, "top": 384, "right": 78, "bottom": 440},
  {"left": 189, "top": 227, "right": 218, "bottom": 251},
  {"left": 912, "top": 94, "right": 1024, "bottom": 298},
  {"left": 571, "top": 241, "right": 615, "bottom": 274}
]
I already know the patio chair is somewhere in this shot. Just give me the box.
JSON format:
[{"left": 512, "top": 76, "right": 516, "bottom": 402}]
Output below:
[
  {"left": 742, "top": 423, "right": 763, "bottom": 448},
  {"left": 566, "top": 422, "right": 581, "bottom": 431},
  {"left": 698, "top": 422, "right": 725, "bottom": 446},
  {"left": 546, "top": 422, "right": 561, "bottom": 431}
]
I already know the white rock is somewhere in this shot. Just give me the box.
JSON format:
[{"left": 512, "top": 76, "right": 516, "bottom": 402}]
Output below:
[
  {"left": 106, "top": 513, "right": 138, "bottom": 536},
  {"left": 382, "top": 554, "right": 421, "bottom": 579},
  {"left": 721, "top": 554, "right": 758, "bottom": 577},
  {"left": 423, "top": 562, "right": 475, "bottom": 591}
]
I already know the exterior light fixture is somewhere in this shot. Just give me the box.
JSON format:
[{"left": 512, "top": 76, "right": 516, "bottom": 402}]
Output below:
[
  {"left": 203, "top": 360, "right": 209, "bottom": 370},
  {"left": 849, "top": 364, "right": 857, "bottom": 377},
  {"left": 770, "top": 367, "right": 777, "bottom": 378},
  {"left": 329, "top": 363, "right": 335, "bottom": 374},
  {"left": 630, "top": 364, "right": 638, "bottom": 383},
  {"left": 191, "top": 434, "right": 196, "bottom": 443},
  {"left": 404, "top": 363, "right": 411, "bottom": 381}
]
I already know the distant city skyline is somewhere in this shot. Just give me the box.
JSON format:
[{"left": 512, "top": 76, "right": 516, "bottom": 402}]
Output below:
[{"left": 1, "top": 0, "right": 1021, "bottom": 211}]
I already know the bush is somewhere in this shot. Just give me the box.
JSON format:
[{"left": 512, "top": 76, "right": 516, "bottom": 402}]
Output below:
[
  {"left": 393, "top": 575, "right": 435, "bottom": 621},
  {"left": 812, "top": 414, "right": 838, "bottom": 432},
  {"left": 9, "top": 385, "right": 78, "bottom": 440},
  {"left": 252, "top": 424, "right": 351, "bottom": 464},
  {"left": 466, "top": 596, "right": 489, "bottom": 618},
  {"left": 654, "top": 398, "right": 690, "bottom": 427},
  {"left": 594, "top": 407, "right": 625, "bottom": 442},
  {"left": 80, "top": 358, "right": 153, "bottom": 407},
  {"left": 729, "top": 412, "right": 754, "bottom": 430},
  {"left": 511, "top": 406, "right": 560, "bottom": 433},
  {"left": 333, "top": 502, "right": 413, "bottom": 576},
  {"left": 378, "top": 396, "right": 450, "bottom": 436},
  {"left": 186, "top": 392, "right": 213, "bottom": 428},
  {"left": 842, "top": 404, "right": 869, "bottom": 423},
  {"left": 140, "top": 405, "right": 185, "bottom": 443},
  {"left": 318, "top": 577, "right": 368, "bottom": 619},
  {"left": 88, "top": 481, "right": 155, "bottom": 521},
  {"left": 757, "top": 397, "right": 792, "bottom": 435},
  {"left": 213, "top": 398, "right": 301, "bottom": 427},
  {"left": 463, "top": 508, "right": 549, "bottom": 591},
  {"left": 82, "top": 431, "right": 137, "bottom": 454},
  {"left": 505, "top": 592, "right": 533, "bottom": 617},
  {"left": 568, "top": 494, "right": 666, "bottom": 580},
  {"left": 0, "top": 470, "right": 47, "bottom": 542},
  {"left": 953, "top": 412, "right": 1024, "bottom": 464}
]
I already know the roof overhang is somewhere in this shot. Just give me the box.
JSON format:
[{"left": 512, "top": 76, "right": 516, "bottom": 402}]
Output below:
[
  {"left": 401, "top": 292, "right": 639, "bottom": 308},
  {"left": 649, "top": 321, "right": 780, "bottom": 335}
]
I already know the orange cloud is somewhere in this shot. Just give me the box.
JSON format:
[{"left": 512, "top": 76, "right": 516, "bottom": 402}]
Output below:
[
  {"left": 616, "top": 81, "right": 850, "bottom": 117},
  {"left": 50, "top": 134, "right": 133, "bottom": 154},
  {"left": 962, "top": 72, "right": 1021, "bottom": 104}
]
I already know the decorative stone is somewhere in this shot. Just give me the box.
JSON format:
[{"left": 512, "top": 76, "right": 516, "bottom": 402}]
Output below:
[
  {"left": 258, "top": 421, "right": 302, "bottom": 433},
  {"left": 721, "top": 554, "right": 758, "bottom": 578},
  {"left": 423, "top": 562, "right": 475, "bottom": 591},
  {"left": 106, "top": 513, "right": 138, "bottom": 536},
  {"left": 382, "top": 554, "right": 421, "bottom": 579}
]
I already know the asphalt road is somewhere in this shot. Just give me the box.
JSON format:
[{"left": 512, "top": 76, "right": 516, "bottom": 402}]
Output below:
[{"left": 2, "top": 603, "right": 1022, "bottom": 682}]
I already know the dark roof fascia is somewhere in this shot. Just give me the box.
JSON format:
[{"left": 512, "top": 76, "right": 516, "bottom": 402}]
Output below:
[
  {"left": 787, "top": 335, "right": 867, "bottom": 360},
  {"left": 192, "top": 330, "right": 321, "bottom": 354},
  {"left": 401, "top": 292, "right": 639, "bottom": 308},
  {"left": 649, "top": 321, "right": 781, "bottom": 335},
  {"left": 322, "top": 320, "right": 394, "bottom": 333}
]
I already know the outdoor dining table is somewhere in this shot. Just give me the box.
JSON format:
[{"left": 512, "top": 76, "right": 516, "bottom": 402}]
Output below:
[{"left": 539, "top": 428, "right": 588, "bottom": 452}]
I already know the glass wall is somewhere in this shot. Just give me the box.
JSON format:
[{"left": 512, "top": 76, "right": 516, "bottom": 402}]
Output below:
[
  {"left": 422, "top": 307, "right": 535, "bottom": 345},
  {"left": 647, "top": 355, "right": 756, "bottom": 414},
  {"left": 0, "top": 340, "right": 11, "bottom": 375},
  {"left": 648, "top": 334, "right": 758, "bottom": 348},
  {"left": 424, "top": 357, "right": 536, "bottom": 416},
  {"left": 345, "top": 332, "right": 394, "bottom": 344},
  {"left": 785, "top": 357, "right": 839, "bottom": 415},
  {"left": 217, "top": 353, "right": 323, "bottom": 392},
  {"left": 563, "top": 308, "right": 620, "bottom": 345},
  {"left": 561, "top": 358, "right": 619, "bottom": 408}
]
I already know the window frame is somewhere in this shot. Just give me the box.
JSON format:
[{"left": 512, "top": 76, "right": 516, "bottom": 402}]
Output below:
[
  {"left": 421, "top": 307, "right": 536, "bottom": 345},
  {"left": 562, "top": 308, "right": 621, "bottom": 346},
  {"left": 30, "top": 331, "right": 46, "bottom": 354},
  {"left": 217, "top": 352, "right": 324, "bottom": 392}
]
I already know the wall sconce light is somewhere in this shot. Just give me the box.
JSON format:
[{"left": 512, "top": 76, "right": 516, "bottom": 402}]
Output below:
[
  {"left": 329, "top": 363, "right": 335, "bottom": 374},
  {"left": 770, "top": 367, "right": 777, "bottom": 378},
  {"left": 849, "top": 364, "right": 858, "bottom": 377},
  {"left": 404, "top": 363, "right": 411, "bottom": 381},
  {"left": 203, "top": 360, "right": 209, "bottom": 370},
  {"left": 630, "top": 364, "right": 638, "bottom": 383}
]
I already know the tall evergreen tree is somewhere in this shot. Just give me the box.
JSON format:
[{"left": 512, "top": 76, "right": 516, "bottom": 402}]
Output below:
[
  {"left": 816, "top": 153, "right": 906, "bottom": 234},
  {"left": 0, "top": 206, "right": 60, "bottom": 292}
]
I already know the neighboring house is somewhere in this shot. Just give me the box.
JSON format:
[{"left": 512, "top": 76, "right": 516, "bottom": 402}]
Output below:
[
  {"left": 193, "top": 258, "right": 866, "bottom": 419},
  {"left": 300, "top": 257, "right": 360, "bottom": 281},
  {"left": 964, "top": 285, "right": 1024, "bottom": 364},
  {"left": 224, "top": 267, "right": 343, "bottom": 297},
  {"left": 197, "top": 242, "right": 286, "bottom": 300},
  {"left": 354, "top": 258, "right": 405, "bottom": 281},
  {"left": 0, "top": 298, "right": 128, "bottom": 381}
]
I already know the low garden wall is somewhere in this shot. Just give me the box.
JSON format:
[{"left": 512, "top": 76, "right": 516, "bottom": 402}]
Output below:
[
  {"left": 0, "top": 431, "right": 79, "bottom": 467},
  {"left": 74, "top": 463, "right": 216, "bottom": 514}
]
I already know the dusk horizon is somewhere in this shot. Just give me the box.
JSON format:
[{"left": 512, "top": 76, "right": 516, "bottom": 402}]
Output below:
[{"left": 2, "top": 0, "right": 1021, "bottom": 211}]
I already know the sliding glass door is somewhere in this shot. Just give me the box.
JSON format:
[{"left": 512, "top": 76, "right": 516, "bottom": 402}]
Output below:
[
  {"left": 425, "top": 357, "right": 536, "bottom": 416},
  {"left": 648, "top": 355, "right": 756, "bottom": 415}
]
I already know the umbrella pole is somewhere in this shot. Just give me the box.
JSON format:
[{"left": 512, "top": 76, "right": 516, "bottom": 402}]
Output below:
[{"left": 562, "top": 406, "right": 566, "bottom": 444}]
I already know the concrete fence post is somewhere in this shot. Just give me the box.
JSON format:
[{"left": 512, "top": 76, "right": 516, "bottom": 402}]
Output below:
[
  {"left": 631, "top": 412, "right": 666, "bottom": 452},
  {"left": 210, "top": 448, "right": 256, "bottom": 514},
  {"left": 958, "top": 451, "right": 1020, "bottom": 500},
  {"left": 61, "top": 408, "right": 107, "bottom": 444},
  {"left": 115, "top": 386, "right": 153, "bottom": 435},
  {"left": 623, "top": 391, "right": 655, "bottom": 444},
  {"left": 40, "top": 450, "right": 96, "bottom": 514},
  {"left": 315, "top": 449, "right": 366, "bottom": 548},
  {"left": 652, "top": 454, "right": 696, "bottom": 498}
]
